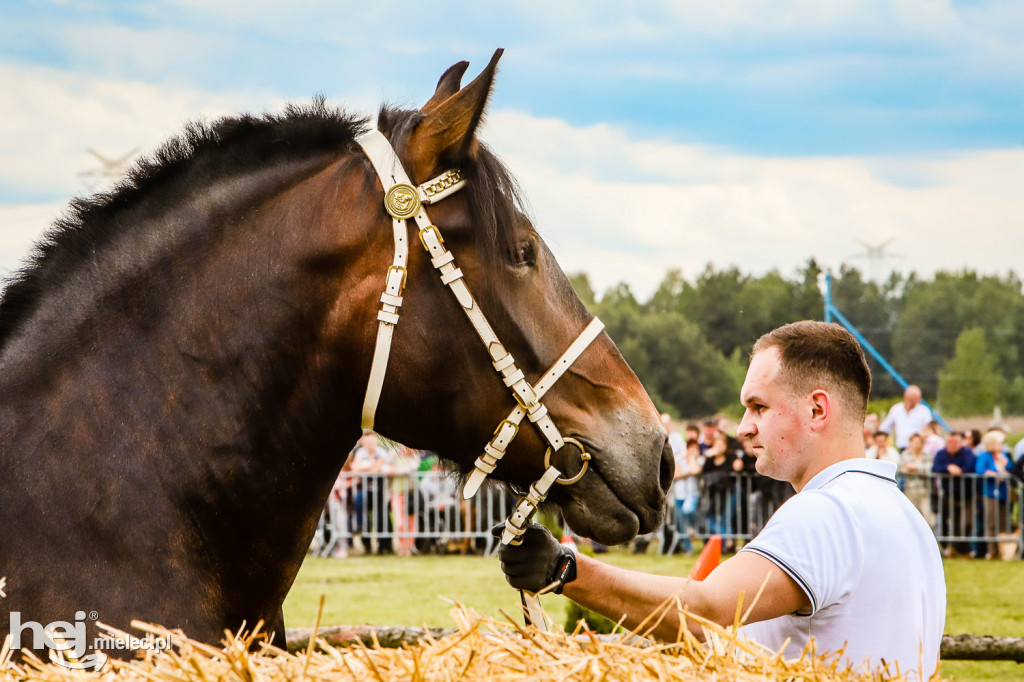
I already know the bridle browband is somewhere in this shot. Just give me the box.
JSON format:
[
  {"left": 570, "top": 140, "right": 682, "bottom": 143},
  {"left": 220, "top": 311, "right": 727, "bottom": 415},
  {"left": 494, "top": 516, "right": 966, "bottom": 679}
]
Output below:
[{"left": 355, "top": 129, "right": 604, "bottom": 545}]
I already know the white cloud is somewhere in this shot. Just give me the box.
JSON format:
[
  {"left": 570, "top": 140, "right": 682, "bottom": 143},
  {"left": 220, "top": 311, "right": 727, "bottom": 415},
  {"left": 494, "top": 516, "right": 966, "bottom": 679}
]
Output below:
[
  {"left": 2, "top": 73, "right": 1020, "bottom": 300},
  {"left": 482, "top": 110, "right": 1024, "bottom": 298},
  {"left": 0, "top": 61, "right": 272, "bottom": 200}
]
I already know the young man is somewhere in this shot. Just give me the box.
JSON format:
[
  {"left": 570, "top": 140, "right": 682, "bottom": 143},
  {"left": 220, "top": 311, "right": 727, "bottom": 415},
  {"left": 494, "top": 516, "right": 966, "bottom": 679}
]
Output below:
[{"left": 496, "top": 321, "right": 945, "bottom": 680}]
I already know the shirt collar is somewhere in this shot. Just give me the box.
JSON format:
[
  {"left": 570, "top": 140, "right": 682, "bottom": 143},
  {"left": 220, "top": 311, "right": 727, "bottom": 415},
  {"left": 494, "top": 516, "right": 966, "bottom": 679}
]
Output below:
[{"left": 802, "top": 457, "right": 897, "bottom": 492}]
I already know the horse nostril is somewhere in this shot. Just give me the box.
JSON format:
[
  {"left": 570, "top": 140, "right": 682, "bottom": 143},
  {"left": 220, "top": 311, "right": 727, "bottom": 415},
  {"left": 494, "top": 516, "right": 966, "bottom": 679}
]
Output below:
[{"left": 659, "top": 438, "right": 674, "bottom": 493}]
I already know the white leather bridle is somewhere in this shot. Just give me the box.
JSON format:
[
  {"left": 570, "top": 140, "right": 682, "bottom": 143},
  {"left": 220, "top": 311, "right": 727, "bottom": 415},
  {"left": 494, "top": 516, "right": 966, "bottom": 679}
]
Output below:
[{"left": 355, "top": 129, "right": 605, "bottom": 546}]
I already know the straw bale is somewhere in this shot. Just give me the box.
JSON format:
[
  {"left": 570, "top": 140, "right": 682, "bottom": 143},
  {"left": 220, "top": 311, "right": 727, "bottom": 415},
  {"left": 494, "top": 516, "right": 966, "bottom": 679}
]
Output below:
[{"left": 2, "top": 604, "right": 932, "bottom": 681}]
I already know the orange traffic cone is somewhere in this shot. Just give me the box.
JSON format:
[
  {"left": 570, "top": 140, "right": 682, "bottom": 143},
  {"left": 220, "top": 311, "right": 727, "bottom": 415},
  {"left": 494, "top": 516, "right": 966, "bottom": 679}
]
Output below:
[
  {"left": 689, "top": 535, "right": 721, "bottom": 581},
  {"left": 560, "top": 533, "right": 578, "bottom": 553}
]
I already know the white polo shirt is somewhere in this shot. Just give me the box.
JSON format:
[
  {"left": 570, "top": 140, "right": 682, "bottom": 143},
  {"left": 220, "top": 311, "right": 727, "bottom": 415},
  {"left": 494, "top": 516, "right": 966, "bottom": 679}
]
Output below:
[{"left": 738, "top": 458, "right": 945, "bottom": 680}]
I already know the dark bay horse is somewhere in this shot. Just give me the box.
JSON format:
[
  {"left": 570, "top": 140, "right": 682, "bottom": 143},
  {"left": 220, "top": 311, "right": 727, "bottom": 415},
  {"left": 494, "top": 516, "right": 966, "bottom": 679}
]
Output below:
[{"left": 0, "top": 50, "right": 672, "bottom": 654}]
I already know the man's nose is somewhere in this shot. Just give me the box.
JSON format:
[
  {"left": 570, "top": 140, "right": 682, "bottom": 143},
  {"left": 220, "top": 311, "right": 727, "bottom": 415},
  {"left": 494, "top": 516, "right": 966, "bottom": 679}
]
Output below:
[{"left": 737, "top": 411, "right": 754, "bottom": 439}]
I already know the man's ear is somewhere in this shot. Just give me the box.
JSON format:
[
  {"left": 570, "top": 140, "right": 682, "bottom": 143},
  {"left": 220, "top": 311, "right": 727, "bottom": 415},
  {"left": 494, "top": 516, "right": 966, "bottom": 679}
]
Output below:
[
  {"left": 808, "top": 389, "right": 832, "bottom": 432},
  {"left": 406, "top": 49, "right": 503, "bottom": 181}
]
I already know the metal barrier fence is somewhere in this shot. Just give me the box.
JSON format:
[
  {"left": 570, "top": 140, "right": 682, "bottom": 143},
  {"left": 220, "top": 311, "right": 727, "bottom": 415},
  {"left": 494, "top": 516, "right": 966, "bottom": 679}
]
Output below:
[
  {"left": 312, "top": 471, "right": 518, "bottom": 558},
  {"left": 311, "top": 471, "right": 1023, "bottom": 559}
]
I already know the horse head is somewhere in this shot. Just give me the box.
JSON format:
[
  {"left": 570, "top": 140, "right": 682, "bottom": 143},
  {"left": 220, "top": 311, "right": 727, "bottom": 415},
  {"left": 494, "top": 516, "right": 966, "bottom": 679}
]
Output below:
[{"left": 359, "top": 51, "right": 673, "bottom": 545}]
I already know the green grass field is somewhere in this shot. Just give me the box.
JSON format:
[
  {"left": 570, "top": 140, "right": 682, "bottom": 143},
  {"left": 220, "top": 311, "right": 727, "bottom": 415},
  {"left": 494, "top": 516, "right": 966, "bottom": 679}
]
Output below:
[{"left": 283, "top": 548, "right": 1022, "bottom": 681}]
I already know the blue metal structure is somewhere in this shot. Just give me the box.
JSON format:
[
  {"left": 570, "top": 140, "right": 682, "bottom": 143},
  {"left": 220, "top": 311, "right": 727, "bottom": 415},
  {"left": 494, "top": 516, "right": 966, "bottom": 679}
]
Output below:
[{"left": 823, "top": 272, "right": 950, "bottom": 431}]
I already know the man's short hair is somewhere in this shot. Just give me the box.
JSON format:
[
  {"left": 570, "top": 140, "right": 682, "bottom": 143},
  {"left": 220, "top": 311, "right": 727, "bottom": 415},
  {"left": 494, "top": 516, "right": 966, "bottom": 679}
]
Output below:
[{"left": 751, "top": 321, "right": 871, "bottom": 423}]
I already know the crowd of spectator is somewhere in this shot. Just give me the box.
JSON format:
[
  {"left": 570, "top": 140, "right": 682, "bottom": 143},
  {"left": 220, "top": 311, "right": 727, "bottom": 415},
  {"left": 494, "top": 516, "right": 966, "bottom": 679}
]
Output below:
[
  {"left": 319, "top": 432, "right": 504, "bottom": 558},
  {"left": 632, "top": 413, "right": 793, "bottom": 556},
  {"left": 317, "top": 386, "right": 1023, "bottom": 560},
  {"left": 872, "top": 385, "right": 1023, "bottom": 560}
]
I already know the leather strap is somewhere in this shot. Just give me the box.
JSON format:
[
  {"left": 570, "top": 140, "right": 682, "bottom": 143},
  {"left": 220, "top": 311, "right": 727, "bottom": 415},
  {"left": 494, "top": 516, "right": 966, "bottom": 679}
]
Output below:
[
  {"left": 354, "top": 125, "right": 609, "bottom": 638},
  {"left": 357, "top": 131, "right": 464, "bottom": 429},
  {"left": 354, "top": 128, "right": 601, "bottom": 517},
  {"left": 462, "top": 317, "right": 605, "bottom": 498}
]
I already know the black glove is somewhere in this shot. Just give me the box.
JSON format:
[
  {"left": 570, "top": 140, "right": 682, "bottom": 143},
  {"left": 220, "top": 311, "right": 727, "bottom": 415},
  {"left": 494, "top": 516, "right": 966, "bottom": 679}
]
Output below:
[{"left": 491, "top": 523, "right": 577, "bottom": 594}]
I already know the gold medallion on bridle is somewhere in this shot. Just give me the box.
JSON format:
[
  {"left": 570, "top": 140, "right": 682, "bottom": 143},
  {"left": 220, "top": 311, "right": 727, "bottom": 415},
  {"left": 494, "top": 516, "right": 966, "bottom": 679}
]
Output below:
[{"left": 384, "top": 184, "right": 421, "bottom": 220}]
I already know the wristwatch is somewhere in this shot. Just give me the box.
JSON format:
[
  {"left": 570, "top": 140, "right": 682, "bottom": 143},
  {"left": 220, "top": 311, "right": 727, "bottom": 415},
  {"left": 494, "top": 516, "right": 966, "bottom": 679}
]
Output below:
[{"left": 552, "top": 549, "right": 577, "bottom": 594}]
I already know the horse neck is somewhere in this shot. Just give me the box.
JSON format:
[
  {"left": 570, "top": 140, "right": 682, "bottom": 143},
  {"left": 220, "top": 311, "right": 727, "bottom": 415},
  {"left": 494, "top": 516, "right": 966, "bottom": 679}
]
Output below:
[{"left": 1, "top": 152, "right": 379, "bottom": 548}]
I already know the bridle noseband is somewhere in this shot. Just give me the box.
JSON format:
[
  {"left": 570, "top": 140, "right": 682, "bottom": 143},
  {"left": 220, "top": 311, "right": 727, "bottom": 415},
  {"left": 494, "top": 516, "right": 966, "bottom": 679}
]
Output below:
[{"left": 355, "top": 129, "right": 604, "bottom": 545}]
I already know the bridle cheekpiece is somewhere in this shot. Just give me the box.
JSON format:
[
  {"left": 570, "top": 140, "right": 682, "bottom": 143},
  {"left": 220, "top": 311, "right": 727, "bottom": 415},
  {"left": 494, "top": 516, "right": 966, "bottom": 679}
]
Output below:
[{"left": 355, "top": 129, "right": 604, "bottom": 546}]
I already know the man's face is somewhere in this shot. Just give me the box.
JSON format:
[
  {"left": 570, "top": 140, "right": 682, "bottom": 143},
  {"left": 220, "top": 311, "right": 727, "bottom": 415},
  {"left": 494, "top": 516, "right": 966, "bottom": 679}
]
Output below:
[
  {"left": 737, "top": 347, "right": 808, "bottom": 485},
  {"left": 946, "top": 433, "right": 963, "bottom": 454},
  {"left": 874, "top": 433, "right": 889, "bottom": 449},
  {"left": 904, "top": 386, "right": 921, "bottom": 409}
]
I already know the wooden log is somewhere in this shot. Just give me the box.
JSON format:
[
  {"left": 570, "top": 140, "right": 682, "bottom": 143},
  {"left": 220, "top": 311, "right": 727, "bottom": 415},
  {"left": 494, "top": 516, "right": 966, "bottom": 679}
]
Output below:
[
  {"left": 285, "top": 625, "right": 455, "bottom": 652},
  {"left": 940, "top": 634, "right": 1024, "bottom": 662},
  {"left": 287, "top": 627, "right": 1024, "bottom": 662}
]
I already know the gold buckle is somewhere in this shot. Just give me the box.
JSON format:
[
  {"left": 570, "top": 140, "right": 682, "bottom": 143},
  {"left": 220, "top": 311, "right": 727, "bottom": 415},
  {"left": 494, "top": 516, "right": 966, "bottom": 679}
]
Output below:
[
  {"left": 386, "top": 265, "right": 408, "bottom": 294},
  {"left": 418, "top": 225, "right": 445, "bottom": 251},
  {"left": 492, "top": 419, "right": 520, "bottom": 442},
  {"left": 513, "top": 388, "right": 538, "bottom": 410},
  {"left": 544, "top": 437, "right": 592, "bottom": 486}
]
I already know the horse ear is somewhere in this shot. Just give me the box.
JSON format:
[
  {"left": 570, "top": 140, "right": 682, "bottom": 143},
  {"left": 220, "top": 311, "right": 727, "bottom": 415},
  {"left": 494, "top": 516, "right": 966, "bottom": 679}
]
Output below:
[
  {"left": 422, "top": 60, "right": 471, "bottom": 113},
  {"left": 408, "top": 48, "right": 503, "bottom": 179}
]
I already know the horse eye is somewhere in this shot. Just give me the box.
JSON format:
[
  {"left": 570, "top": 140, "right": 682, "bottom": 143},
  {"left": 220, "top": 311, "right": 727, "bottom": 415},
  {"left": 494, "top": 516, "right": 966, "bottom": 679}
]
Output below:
[{"left": 509, "top": 241, "right": 536, "bottom": 268}]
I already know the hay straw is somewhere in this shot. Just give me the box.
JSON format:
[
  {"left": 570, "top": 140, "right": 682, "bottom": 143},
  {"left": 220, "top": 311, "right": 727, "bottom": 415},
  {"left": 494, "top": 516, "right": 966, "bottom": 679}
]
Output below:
[{"left": 0, "top": 598, "right": 931, "bottom": 681}]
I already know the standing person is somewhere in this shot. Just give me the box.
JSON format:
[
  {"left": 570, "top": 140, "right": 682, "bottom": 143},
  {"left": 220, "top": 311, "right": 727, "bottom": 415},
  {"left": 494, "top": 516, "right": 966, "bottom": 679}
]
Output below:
[
  {"left": 389, "top": 446, "right": 421, "bottom": 556},
  {"left": 932, "top": 431, "right": 976, "bottom": 557},
  {"left": 697, "top": 418, "right": 719, "bottom": 456},
  {"left": 350, "top": 431, "right": 394, "bottom": 554},
  {"left": 701, "top": 432, "right": 736, "bottom": 552},
  {"left": 866, "top": 431, "right": 900, "bottom": 465},
  {"left": 323, "top": 455, "right": 354, "bottom": 558},
  {"left": 880, "top": 385, "right": 932, "bottom": 451},
  {"left": 634, "top": 414, "right": 684, "bottom": 554},
  {"left": 684, "top": 423, "right": 700, "bottom": 443},
  {"left": 899, "top": 433, "right": 934, "bottom": 529},
  {"left": 862, "top": 413, "right": 881, "bottom": 450},
  {"left": 671, "top": 438, "right": 702, "bottom": 555},
  {"left": 731, "top": 432, "right": 759, "bottom": 538},
  {"left": 661, "top": 414, "right": 688, "bottom": 553},
  {"left": 975, "top": 430, "right": 1012, "bottom": 559},
  {"left": 496, "top": 321, "right": 945, "bottom": 680},
  {"left": 920, "top": 421, "right": 946, "bottom": 458}
]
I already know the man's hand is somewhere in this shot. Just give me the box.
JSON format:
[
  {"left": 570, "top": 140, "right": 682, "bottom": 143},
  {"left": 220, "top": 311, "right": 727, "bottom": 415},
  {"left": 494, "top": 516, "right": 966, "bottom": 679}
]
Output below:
[{"left": 492, "top": 524, "right": 576, "bottom": 594}]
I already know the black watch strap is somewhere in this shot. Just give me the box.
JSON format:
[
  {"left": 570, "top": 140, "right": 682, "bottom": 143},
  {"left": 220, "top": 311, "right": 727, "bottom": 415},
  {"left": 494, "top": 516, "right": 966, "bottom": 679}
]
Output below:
[{"left": 552, "top": 550, "right": 577, "bottom": 594}]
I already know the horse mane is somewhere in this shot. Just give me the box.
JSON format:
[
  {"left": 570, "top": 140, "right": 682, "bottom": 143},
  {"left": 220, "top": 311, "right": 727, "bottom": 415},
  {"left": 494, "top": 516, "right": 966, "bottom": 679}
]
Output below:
[
  {"left": 0, "top": 99, "right": 525, "bottom": 352},
  {"left": 0, "top": 97, "right": 365, "bottom": 350}
]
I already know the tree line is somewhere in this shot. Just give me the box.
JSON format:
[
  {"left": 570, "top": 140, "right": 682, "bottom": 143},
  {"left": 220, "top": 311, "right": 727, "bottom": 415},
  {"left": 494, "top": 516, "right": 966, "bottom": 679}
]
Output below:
[{"left": 569, "top": 260, "right": 1024, "bottom": 419}]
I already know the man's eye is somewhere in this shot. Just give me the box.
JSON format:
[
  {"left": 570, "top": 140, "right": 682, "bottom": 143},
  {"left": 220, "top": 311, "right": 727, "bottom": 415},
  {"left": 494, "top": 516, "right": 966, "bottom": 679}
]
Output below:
[{"left": 510, "top": 242, "right": 536, "bottom": 267}]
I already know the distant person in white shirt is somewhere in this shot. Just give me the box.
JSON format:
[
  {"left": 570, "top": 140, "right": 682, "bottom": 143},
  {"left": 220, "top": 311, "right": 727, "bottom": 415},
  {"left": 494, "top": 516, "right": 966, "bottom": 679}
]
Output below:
[
  {"left": 497, "top": 321, "right": 945, "bottom": 680},
  {"left": 880, "top": 385, "right": 932, "bottom": 450}
]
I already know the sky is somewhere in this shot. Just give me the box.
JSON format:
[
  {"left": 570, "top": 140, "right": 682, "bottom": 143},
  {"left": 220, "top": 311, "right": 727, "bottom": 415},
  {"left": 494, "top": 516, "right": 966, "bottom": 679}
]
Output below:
[{"left": 1, "top": 0, "right": 1022, "bottom": 299}]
